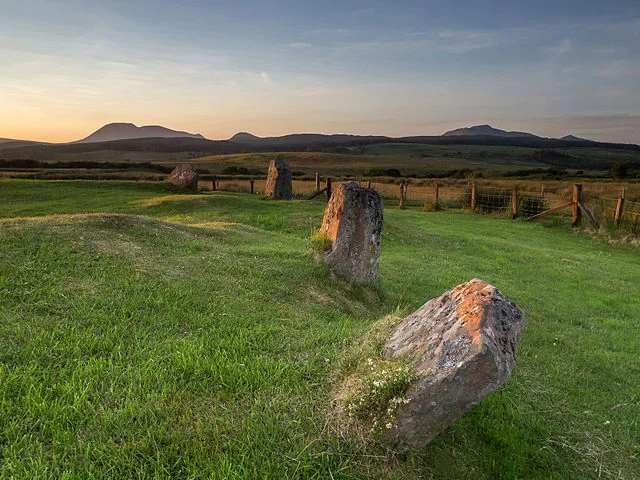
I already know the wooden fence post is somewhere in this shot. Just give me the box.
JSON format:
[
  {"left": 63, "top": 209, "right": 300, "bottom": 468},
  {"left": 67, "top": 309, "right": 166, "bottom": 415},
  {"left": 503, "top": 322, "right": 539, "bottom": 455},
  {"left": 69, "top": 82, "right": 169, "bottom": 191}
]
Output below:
[
  {"left": 367, "top": 180, "right": 371, "bottom": 189},
  {"left": 250, "top": 179, "right": 255, "bottom": 194},
  {"left": 471, "top": 183, "right": 477, "bottom": 211},
  {"left": 399, "top": 183, "right": 405, "bottom": 209},
  {"left": 540, "top": 185, "right": 545, "bottom": 199},
  {"left": 403, "top": 180, "right": 408, "bottom": 201},
  {"left": 212, "top": 177, "right": 217, "bottom": 191},
  {"left": 315, "top": 172, "right": 320, "bottom": 193},
  {"left": 512, "top": 185, "right": 518, "bottom": 219},
  {"left": 572, "top": 184, "right": 582, "bottom": 226},
  {"left": 326, "top": 178, "right": 332, "bottom": 202},
  {"left": 614, "top": 187, "right": 626, "bottom": 225},
  {"left": 434, "top": 182, "right": 439, "bottom": 204}
]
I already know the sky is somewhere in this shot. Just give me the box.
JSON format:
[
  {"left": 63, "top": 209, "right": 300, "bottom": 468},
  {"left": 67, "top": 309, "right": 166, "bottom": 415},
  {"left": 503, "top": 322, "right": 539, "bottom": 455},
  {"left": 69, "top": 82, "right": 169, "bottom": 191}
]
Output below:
[{"left": 1, "top": 0, "right": 640, "bottom": 144}]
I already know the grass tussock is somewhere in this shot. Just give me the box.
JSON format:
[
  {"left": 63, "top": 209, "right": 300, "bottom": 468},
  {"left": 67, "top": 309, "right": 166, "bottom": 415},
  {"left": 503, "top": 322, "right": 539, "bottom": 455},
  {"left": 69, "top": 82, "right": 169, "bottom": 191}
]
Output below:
[{"left": 329, "top": 314, "right": 417, "bottom": 440}]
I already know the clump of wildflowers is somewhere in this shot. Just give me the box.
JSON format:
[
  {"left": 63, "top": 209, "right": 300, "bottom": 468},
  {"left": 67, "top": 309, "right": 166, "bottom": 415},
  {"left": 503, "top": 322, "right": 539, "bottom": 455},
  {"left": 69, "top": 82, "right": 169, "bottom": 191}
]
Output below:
[{"left": 346, "top": 358, "right": 417, "bottom": 435}]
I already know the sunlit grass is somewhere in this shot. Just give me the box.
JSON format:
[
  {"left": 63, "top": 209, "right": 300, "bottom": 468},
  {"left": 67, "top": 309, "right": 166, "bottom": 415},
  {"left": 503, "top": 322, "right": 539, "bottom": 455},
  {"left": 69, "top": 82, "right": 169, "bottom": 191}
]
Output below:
[{"left": 0, "top": 180, "right": 638, "bottom": 479}]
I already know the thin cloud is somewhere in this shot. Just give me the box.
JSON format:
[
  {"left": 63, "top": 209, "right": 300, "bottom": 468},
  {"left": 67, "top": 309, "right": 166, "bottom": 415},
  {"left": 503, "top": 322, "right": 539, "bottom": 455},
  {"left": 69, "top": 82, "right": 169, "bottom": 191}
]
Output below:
[
  {"left": 260, "top": 71, "right": 272, "bottom": 85},
  {"left": 547, "top": 38, "right": 572, "bottom": 58},
  {"left": 288, "top": 42, "right": 312, "bottom": 49},
  {"left": 434, "top": 29, "right": 500, "bottom": 53}
]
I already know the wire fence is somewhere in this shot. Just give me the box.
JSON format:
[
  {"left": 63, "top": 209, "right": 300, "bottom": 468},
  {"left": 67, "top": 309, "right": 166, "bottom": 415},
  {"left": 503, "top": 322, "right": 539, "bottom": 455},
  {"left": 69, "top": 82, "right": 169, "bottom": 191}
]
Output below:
[
  {"left": 199, "top": 177, "right": 640, "bottom": 235},
  {"left": 583, "top": 191, "right": 640, "bottom": 233}
]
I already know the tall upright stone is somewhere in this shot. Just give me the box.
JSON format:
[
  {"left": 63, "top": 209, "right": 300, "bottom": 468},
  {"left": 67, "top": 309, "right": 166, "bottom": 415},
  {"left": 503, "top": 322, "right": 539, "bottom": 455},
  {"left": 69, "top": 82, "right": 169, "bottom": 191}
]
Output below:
[
  {"left": 319, "top": 181, "right": 383, "bottom": 286},
  {"left": 167, "top": 164, "right": 198, "bottom": 190},
  {"left": 264, "top": 156, "right": 292, "bottom": 200},
  {"left": 384, "top": 278, "right": 526, "bottom": 451}
]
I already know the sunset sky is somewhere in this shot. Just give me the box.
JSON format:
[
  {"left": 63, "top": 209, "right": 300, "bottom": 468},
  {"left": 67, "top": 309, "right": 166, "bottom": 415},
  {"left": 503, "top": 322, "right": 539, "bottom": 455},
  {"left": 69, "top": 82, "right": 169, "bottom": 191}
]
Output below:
[{"left": 1, "top": 0, "right": 639, "bottom": 143}]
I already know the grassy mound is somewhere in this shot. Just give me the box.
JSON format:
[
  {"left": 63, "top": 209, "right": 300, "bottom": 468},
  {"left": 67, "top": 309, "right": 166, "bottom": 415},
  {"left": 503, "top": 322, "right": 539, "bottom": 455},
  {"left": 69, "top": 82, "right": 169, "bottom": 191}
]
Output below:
[{"left": 0, "top": 180, "right": 638, "bottom": 479}]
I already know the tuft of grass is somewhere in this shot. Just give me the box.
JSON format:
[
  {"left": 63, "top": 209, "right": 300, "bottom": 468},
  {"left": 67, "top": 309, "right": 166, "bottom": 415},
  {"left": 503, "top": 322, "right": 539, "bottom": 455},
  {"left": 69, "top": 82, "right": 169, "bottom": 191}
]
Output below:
[
  {"left": 310, "top": 230, "right": 331, "bottom": 255},
  {"left": 329, "top": 314, "right": 420, "bottom": 439},
  {"left": 422, "top": 201, "right": 442, "bottom": 212}
]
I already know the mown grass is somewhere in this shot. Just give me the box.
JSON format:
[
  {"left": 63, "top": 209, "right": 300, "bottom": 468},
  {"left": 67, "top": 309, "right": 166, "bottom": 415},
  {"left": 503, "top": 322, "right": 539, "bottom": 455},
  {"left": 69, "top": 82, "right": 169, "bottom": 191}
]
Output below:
[{"left": 0, "top": 179, "right": 638, "bottom": 479}]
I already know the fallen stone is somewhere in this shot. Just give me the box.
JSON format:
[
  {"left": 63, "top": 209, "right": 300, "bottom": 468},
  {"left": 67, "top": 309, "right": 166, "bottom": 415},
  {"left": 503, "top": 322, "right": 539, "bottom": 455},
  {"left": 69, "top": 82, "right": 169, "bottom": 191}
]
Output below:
[
  {"left": 384, "top": 278, "right": 525, "bottom": 450},
  {"left": 264, "top": 156, "right": 292, "bottom": 200},
  {"left": 319, "top": 181, "right": 383, "bottom": 286},
  {"left": 167, "top": 164, "right": 198, "bottom": 190}
]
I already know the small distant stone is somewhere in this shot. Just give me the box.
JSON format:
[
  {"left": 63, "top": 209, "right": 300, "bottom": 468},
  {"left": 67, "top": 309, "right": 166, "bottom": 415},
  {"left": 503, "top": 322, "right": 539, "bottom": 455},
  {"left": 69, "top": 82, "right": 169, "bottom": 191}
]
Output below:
[
  {"left": 264, "top": 156, "right": 292, "bottom": 200},
  {"left": 167, "top": 164, "right": 198, "bottom": 190},
  {"left": 384, "top": 278, "right": 526, "bottom": 451},
  {"left": 319, "top": 181, "right": 383, "bottom": 286}
]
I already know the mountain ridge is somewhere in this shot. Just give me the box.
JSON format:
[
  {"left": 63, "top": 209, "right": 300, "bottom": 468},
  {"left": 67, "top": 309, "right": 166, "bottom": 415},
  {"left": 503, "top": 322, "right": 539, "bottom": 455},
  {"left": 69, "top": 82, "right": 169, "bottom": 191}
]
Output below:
[
  {"left": 3, "top": 123, "right": 635, "bottom": 155},
  {"left": 75, "top": 122, "right": 205, "bottom": 143},
  {"left": 561, "top": 134, "right": 590, "bottom": 142},
  {"left": 442, "top": 124, "right": 540, "bottom": 138}
]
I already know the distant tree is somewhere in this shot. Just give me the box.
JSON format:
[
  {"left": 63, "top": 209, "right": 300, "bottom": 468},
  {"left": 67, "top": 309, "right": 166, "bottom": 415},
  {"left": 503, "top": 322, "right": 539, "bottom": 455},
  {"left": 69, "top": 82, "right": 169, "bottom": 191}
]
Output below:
[
  {"left": 611, "top": 161, "right": 631, "bottom": 181},
  {"left": 363, "top": 168, "right": 402, "bottom": 177}
]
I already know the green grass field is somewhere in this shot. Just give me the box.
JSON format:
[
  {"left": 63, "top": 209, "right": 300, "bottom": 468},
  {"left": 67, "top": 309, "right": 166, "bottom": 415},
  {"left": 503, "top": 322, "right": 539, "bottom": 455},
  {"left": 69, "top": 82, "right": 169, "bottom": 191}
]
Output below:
[
  {"left": 1, "top": 180, "right": 638, "bottom": 479},
  {"left": 8, "top": 141, "right": 637, "bottom": 179},
  {"left": 176, "top": 147, "right": 552, "bottom": 178}
]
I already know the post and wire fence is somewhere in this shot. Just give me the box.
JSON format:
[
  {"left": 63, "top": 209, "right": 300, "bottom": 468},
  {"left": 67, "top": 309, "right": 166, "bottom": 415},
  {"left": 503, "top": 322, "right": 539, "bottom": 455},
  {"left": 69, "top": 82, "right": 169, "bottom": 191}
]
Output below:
[{"left": 197, "top": 174, "right": 640, "bottom": 233}]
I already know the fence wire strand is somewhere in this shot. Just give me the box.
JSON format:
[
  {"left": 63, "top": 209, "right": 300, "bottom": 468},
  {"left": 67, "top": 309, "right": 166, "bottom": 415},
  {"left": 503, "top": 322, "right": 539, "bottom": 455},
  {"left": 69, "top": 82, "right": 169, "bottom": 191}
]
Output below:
[{"left": 199, "top": 177, "right": 639, "bottom": 232}]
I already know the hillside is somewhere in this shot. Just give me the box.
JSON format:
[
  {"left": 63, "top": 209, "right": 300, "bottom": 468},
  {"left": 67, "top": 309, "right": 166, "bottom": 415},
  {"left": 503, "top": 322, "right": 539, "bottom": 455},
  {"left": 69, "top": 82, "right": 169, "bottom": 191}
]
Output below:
[
  {"left": 228, "top": 131, "right": 389, "bottom": 148},
  {"left": 0, "top": 137, "right": 247, "bottom": 161},
  {"left": 76, "top": 123, "right": 205, "bottom": 143}
]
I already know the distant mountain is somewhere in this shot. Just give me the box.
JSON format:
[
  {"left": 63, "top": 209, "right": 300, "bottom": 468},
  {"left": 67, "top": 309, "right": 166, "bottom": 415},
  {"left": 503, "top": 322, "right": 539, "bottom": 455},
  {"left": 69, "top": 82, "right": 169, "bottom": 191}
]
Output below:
[
  {"left": 228, "top": 131, "right": 389, "bottom": 147},
  {"left": 0, "top": 138, "right": 16, "bottom": 144},
  {"left": 229, "top": 132, "right": 263, "bottom": 143},
  {"left": 560, "top": 134, "right": 591, "bottom": 142},
  {"left": 76, "top": 123, "right": 205, "bottom": 143},
  {"left": 443, "top": 124, "right": 541, "bottom": 139}
]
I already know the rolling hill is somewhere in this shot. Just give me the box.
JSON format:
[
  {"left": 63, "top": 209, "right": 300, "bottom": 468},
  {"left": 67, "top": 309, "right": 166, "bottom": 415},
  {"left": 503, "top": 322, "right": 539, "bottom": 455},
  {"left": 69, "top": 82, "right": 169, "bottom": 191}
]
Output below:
[{"left": 228, "top": 132, "right": 388, "bottom": 148}]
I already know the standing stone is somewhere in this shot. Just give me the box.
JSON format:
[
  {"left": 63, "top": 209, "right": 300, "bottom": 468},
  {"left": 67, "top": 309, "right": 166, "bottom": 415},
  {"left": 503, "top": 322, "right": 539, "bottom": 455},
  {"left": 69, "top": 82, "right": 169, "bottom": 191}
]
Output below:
[
  {"left": 167, "top": 164, "right": 198, "bottom": 190},
  {"left": 319, "top": 181, "right": 383, "bottom": 286},
  {"left": 384, "top": 278, "right": 526, "bottom": 451},
  {"left": 264, "top": 156, "right": 292, "bottom": 200}
]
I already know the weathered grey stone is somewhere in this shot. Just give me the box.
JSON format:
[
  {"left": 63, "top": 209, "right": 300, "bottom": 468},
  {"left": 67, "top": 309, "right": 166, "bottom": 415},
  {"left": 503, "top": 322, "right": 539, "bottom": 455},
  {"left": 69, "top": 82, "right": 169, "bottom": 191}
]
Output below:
[
  {"left": 167, "top": 164, "right": 198, "bottom": 190},
  {"left": 319, "top": 181, "right": 383, "bottom": 286},
  {"left": 264, "top": 157, "right": 292, "bottom": 200},
  {"left": 384, "top": 278, "right": 525, "bottom": 451}
]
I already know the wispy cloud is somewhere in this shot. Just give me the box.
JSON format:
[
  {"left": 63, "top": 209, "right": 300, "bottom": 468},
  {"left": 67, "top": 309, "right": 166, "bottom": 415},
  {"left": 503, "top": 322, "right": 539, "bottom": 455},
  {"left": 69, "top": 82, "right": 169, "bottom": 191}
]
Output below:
[
  {"left": 323, "top": 26, "right": 533, "bottom": 58},
  {"left": 592, "top": 59, "right": 640, "bottom": 78},
  {"left": 260, "top": 71, "right": 272, "bottom": 85},
  {"left": 288, "top": 42, "right": 312, "bottom": 49},
  {"left": 547, "top": 38, "right": 572, "bottom": 58},
  {"left": 433, "top": 29, "right": 500, "bottom": 53}
]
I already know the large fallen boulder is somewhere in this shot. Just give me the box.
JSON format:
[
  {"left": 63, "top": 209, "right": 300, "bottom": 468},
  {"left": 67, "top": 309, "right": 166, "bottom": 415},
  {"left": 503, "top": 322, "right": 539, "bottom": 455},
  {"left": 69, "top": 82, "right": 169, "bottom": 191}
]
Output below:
[
  {"left": 264, "top": 156, "right": 292, "bottom": 200},
  {"left": 167, "top": 164, "right": 198, "bottom": 190},
  {"left": 319, "top": 181, "right": 383, "bottom": 286},
  {"left": 384, "top": 278, "right": 525, "bottom": 450}
]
